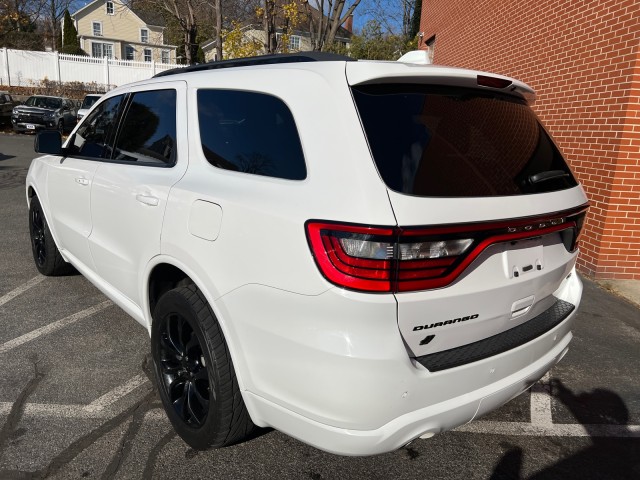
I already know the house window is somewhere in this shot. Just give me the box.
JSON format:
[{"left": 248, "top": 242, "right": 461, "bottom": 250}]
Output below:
[
  {"left": 92, "top": 21, "right": 102, "bottom": 37},
  {"left": 106, "top": 1, "right": 114, "bottom": 14},
  {"left": 161, "top": 50, "right": 170, "bottom": 64},
  {"left": 125, "top": 45, "right": 135, "bottom": 60},
  {"left": 91, "top": 42, "right": 113, "bottom": 58},
  {"left": 144, "top": 48, "right": 152, "bottom": 62},
  {"left": 140, "top": 29, "right": 149, "bottom": 43},
  {"left": 276, "top": 33, "right": 301, "bottom": 52},
  {"left": 289, "top": 35, "right": 301, "bottom": 51}
]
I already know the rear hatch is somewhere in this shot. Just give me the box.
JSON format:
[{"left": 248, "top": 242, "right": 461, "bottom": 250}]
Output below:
[{"left": 346, "top": 62, "right": 588, "bottom": 369}]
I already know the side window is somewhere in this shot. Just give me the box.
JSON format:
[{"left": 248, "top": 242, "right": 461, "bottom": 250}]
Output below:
[
  {"left": 70, "top": 95, "right": 124, "bottom": 159},
  {"left": 112, "top": 89, "right": 177, "bottom": 165},
  {"left": 197, "top": 90, "right": 306, "bottom": 180}
]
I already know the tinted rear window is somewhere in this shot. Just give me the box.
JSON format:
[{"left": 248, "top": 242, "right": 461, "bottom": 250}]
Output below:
[
  {"left": 352, "top": 85, "right": 577, "bottom": 197},
  {"left": 81, "top": 95, "right": 101, "bottom": 109},
  {"left": 197, "top": 90, "right": 306, "bottom": 180}
]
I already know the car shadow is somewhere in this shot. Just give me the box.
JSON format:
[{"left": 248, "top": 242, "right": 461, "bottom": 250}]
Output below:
[
  {"left": 0, "top": 153, "right": 16, "bottom": 161},
  {"left": 490, "top": 379, "right": 640, "bottom": 480}
]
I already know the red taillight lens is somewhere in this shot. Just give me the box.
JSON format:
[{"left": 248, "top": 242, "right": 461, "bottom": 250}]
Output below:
[
  {"left": 305, "top": 205, "right": 588, "bottom": 293},
  {"left": 306, "top": 223, "right": 395, "bottom": 292}
]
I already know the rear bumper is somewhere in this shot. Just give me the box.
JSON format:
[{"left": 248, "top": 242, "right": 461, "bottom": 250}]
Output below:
[
  {"left": 244, "top": 328, "right": 572, "bottom": 455},
  {"left": 416, "top": 298, "right": 575, "bottom": 371},
  {"left": 218, "top": 270, "right": 582, "bottom": 456}
]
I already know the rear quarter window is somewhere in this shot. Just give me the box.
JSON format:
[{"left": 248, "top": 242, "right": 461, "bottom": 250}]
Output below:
[
  {"left": 352, "top": 84, "right": 578, "bottom": 197},
  {"left": 197, "top": 90, "right": 306, "bottom": 180}
]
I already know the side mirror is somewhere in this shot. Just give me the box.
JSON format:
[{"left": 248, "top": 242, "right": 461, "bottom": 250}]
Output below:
[{"left": 34, "top": 130, "right": 63, "bottom": 155}]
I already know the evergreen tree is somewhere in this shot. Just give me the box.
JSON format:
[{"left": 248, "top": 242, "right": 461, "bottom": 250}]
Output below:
[{"left": 61, "top": 9, "right": 85, "bottom": 55}]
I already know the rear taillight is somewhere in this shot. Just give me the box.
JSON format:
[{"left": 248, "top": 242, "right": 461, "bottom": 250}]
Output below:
[{"left": 305, "top": 205, "right": 588, "bottom": 293}]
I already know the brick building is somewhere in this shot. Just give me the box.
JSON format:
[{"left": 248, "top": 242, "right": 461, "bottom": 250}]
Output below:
[{"left": 419, "top": 0, "right": 640, "bottom": 279}]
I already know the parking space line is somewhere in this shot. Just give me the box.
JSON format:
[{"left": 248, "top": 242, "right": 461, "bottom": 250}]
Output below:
[
  {"left": 456, "top": 420, "right": 640, "bottom": 438},
  {"left": 0, "top": 300, "right": 112, "bottom": 354},
  {"left": 0, "top": 276, "right": 45, "bottom": 308},
  {"left": 84, "top": 374, "right": 149, "bottom": 412},
  {"left": 530, "top": 372, "right": 553, "bottom": 426},
  {"left": 0, "top": 402, "right": 106, "bottom": 419}
]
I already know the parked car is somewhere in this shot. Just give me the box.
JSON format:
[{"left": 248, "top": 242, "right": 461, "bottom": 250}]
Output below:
[
  {"left": 76, "top": 94, "right": 103, "bottom": 122},
  {"left": 12, "top": 95, "right": 77, "bottom": 133},
  {"left": 0, "top": 91, "right": 19, "bottom": 125},
  {"left": 26, "top": 53, "right": 588, "bottom": 456}
]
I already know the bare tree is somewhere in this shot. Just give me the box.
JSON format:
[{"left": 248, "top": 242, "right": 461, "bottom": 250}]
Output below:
[
  {"left": 1, "top": 0, "right": 47, "bottom": 48},
  {"left": 305, "top": 0, "right": 362, "bottom": 51},
  {"left": 214, "top": 0, "right": 221, "bottom": 60},
  {"left": 360, "top": 0, "right": 416, "bottom": 37},
  {"left": 45, "top": 0, "right": 74, "bottom": 50},
  {"left": 133, "top": 0, "right": 210, "bottom": 64},
  {"left": 260, "top": 0, "right": 276, "bottom": 53}
]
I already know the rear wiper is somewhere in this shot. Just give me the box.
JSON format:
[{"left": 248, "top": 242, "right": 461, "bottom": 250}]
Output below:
[{"left": 528, "top": 170, "right": 570, "bottom": 185}]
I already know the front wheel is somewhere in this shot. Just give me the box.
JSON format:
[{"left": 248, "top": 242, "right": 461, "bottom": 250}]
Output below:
[
  {"left": 57, "top": 119, "right": 64, "bottom": 134},
  {"left": 29, "top": 196, "right": 73, "bottom": 276},
  {"left": 151, "top": 285, "right": 254, "bottom": 449}
]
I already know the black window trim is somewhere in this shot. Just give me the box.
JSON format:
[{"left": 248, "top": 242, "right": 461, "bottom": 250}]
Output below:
[{"left": 67, "top": 89, "right": 178, "bottom": 168}]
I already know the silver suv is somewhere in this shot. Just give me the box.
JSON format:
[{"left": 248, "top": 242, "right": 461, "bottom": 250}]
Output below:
[{"left": 27, "top": 53, "right": 588, "bottom": 455}]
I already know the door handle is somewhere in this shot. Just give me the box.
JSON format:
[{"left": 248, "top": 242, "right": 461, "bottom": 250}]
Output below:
[
  {"left": 75, "top": 177, "right": 89, "bottom": 186},
  {"left": 136, "top": 194, "right": 159, "bottom": 207}
]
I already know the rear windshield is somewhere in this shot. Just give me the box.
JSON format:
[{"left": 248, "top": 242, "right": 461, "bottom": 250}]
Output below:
[
  {"left": 352, "top": 85, "right": 578, "bottom": 197},
  {"left": 81, "top": 95, "right": 101, "bottom": 109}
]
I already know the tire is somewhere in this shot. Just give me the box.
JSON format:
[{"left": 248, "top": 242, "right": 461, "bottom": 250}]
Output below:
[
  {"left": 29, "top": 196, "right": 74, "bottom": 276},
  {"left": 57, "top": 119, "right": 64, "bottom": 134},
  {"left": 151, "top": 285, "right": 254, "bottom": 449}
]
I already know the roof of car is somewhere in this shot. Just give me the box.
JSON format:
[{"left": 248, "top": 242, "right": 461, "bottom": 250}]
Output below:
[
  {"left": 136, "top": 54, "right": 535, "bottom": 105},
  {"left": 153, "top": 52, "right": 354, "bottom": 78}
]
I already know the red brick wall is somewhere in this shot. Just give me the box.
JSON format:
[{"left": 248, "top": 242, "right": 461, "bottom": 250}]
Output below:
[{"left": 419, "top": 0, "right": 640, "bottom": 279}]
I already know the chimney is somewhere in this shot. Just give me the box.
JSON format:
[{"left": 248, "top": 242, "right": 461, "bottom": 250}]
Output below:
[{"left": 344, "top": 14, "right": 353, "bottom": 33}]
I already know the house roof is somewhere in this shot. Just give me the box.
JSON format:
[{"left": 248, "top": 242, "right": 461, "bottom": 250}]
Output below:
[
  {"left": 131, "top": 7, "right": 166, "bottom": 27},
  {"left": 71, "top": 0, "right": 166, "bottom": 28}
]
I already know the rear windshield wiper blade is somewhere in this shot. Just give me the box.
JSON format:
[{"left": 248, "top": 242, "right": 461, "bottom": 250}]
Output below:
[{"left": 529, "top": 170, "right": 570, "bottom": 185}]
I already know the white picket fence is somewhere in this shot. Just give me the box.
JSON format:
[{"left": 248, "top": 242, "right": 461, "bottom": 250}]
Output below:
[{"left": 0, "top": 48, "right": 183, "bottom": 89}]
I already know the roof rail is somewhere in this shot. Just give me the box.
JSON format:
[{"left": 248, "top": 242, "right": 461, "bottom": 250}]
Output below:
[{"left": 154, "top": 52, "right": 355, "bottom": 78}]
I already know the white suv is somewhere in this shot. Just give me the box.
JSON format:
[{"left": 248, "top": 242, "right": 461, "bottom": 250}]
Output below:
[{"left": 26, "top": 53, "right": 588, "bottom": 456}]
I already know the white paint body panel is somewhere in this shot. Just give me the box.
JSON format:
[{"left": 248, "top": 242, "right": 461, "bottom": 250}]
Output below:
[
  {"left": 88, "top": 80, "right": 188, "bottom": 306},
  {"left": 25, "top": 59, "right": 588, "bottom": 456},
  {"left": 46, "top": 156, "right": 100, "bottom": 270}
]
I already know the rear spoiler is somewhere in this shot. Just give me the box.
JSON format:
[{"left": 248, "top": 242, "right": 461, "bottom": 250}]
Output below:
[{"left": 347, "top": 61, "right": 536, "bottom": 105}]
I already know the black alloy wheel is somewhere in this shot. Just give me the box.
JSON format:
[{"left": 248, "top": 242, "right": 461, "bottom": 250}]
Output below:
[
  {"left": 151, "top": 285, "right": 254, "bottom": 449},
  {"left": 28, "top": 197, "right": 73, "bottom": 276},
  {"left": 30, "top": 203, "right": 47, "bottom": 268},
  {"left": 157, "top": 311, "right": 211, "bottom": 427}
]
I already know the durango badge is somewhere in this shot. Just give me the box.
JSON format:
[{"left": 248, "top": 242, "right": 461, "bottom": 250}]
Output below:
[{"left": 413, "top": 314, "right": 480, "bottom": 331}]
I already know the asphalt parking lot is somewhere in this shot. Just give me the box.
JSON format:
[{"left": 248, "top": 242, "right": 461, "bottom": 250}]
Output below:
[{"left": 1, "top": 133, "right": 639, "bottom": 479}]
